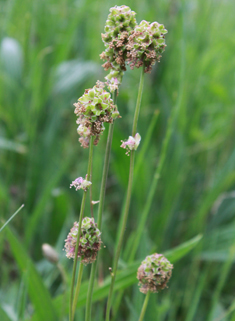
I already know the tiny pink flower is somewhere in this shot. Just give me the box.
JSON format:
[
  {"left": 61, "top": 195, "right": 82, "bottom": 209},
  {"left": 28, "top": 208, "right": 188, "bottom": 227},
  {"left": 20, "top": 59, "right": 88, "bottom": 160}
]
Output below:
[
  {"left": 70, "top": 175, "right": 92, "bottom": 191},
  {"left": 121, "top": 133, "right": 141, "bottom": 155}
]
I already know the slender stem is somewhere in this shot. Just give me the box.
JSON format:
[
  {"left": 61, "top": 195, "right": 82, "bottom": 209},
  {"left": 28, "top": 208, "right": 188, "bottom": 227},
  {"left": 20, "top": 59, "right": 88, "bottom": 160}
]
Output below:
[
  {"left": 129, "top": 110, "right": 175, "bottom": 262},
  {"left": 85, "top": 91, "right": 117, "bottom": 321},
  {"left": 132, "top": 67, "right": 145, "bottom": 136},
  {"left": 138, "top": 292, "right": 151, "bottom": 321},
  {"left": 97, "top": 91, "right": 116, "bottom": 229},
  {"left": 69, "top": 137, "right": 94, "bottom": 321},
  {"left": 89, "top": 165, "right": 94, "bottom": 218},
  {"left": 0, "top": 204, "right": 24, "bottom": 233},
  {"left": 57, "top": 263, "right": 68, "bottom": 321},
  {"left": 105, "top": 68, "right": 145, "bottom": 321},
  {"left": 87, "top": 137, "right": 94, "bottom": 181},
  {"left": 69, "top": 192, "right": 87, "bottom": 321},
  {"left": 72, "top": 263, "right": 84, "bottom": 319}
]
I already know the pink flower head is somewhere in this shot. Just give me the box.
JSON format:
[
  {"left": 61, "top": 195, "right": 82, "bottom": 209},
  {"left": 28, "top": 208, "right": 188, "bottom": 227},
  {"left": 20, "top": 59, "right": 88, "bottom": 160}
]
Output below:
[
  {"left": 70, "top": 175, "right": 92, "bottom": 191},
  {"left": 121, "top": 133, "right": 141, "bottom": 155}
]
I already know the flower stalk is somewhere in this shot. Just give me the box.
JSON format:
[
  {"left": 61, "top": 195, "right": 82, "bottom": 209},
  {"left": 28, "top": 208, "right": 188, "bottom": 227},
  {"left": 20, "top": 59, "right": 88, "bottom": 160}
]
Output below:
[
  {"left": 69, "top": 136, "right": 94, "bottom": 321},
  {"left": 85, "top": 91, "right": 117, "bottom": 321},
  {"left": 72, "top": 262, "right": 84, "bottom": 319},
  {"left": 105, "top": 67, "right": 145, "bottom": 321},
  {"left": 138, "top": 291, "right": 151, "bottom": 321}
]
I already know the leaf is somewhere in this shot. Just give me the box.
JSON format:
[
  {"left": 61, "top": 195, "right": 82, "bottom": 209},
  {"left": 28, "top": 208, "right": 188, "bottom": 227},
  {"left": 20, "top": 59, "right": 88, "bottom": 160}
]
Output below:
[
  {"left": 0, "top": 304, "right": 16, "bottom": 321},
  {"left": 0, "top": 205, "right": 24, "bottom": 233},
  {"left": 164, "top": 234, "right": 203, "bottom": 262},
  {"left": 5, "top": 226, "right": 58, "bottom": 321}
]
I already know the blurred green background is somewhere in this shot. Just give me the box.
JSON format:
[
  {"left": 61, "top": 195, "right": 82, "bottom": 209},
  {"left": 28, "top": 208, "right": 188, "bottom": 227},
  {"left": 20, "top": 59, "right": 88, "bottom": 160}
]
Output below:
[{"left": 1, "top": 0, "right": 235, "bottom": 320}]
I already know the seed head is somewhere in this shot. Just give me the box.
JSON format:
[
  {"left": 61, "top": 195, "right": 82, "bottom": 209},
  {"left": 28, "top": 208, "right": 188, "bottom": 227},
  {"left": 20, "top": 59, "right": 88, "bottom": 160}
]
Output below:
[
  {"left": 64, "top": 217, "right": 102, "bottom": 265},
  {"left": 137, "top": 253, "right": 173, "bottom": 294},
  {"left": 127, "top": 20, "right": 168, "bottom": 73}
]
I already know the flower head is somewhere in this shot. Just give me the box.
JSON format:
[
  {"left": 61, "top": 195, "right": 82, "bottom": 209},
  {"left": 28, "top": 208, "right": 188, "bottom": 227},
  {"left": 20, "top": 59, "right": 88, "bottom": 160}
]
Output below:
[
  {"left": 74, "top": 81, "right": 120, "bottom": 148},
  {"left": 64, "top": 217, "right": 102, "bottom": 265},
  {"left": 100, "top": 5, "right": 137, "bottom": 90},
  {"left": 137, "top": 253, "right": 173, "bottom": 294},
  {"left": 70, "top": 176, "right": 92, "bottom": 192},
  {"left": 121, "top": 133, "right": 141, "bottom": 155},
  {"left": 102, "top": 5, "right": 137, "bottom": 42},
  {"left": 127, "top": 20, "right": 167, "bottom": 73}
]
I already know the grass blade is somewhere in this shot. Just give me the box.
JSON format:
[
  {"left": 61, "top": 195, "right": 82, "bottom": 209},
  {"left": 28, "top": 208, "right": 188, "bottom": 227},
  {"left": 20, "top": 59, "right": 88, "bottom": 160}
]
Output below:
[{"left": 5, "top": 226, "right": 58, "bottom": 321}]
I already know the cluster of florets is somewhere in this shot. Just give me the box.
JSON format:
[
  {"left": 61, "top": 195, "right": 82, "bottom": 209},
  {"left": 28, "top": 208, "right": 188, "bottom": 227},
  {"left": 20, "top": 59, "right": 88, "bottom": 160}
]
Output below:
[
  {"left": 100, "top": 5, "right": 137, "bottom": 92},
  {"left": 137, "top": 253, "right": 173, "bottom": 294},
  {"left": 121, "top": 133, "right": 141, "bottom": 155},
  {"left": 70, "top": 175, "right": 92, "bottom": 192},
  {"left": 127, "top": 20, "right": 168, "bottom": 73},
  {"left": 101, "top": 7, "right": 168, "bottom": 83},
  {"left": 64, "top": 217, "right": 102, "bottom": 265},
  {"left": 74, "top": 81, "right": 120, "bottom": 148}
]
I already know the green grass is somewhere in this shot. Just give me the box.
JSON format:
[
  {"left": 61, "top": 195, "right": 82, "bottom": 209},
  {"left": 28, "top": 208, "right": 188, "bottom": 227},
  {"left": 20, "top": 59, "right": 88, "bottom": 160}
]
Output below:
[{"left": 1, "top": 0, "right": 235, "bottom": 320}]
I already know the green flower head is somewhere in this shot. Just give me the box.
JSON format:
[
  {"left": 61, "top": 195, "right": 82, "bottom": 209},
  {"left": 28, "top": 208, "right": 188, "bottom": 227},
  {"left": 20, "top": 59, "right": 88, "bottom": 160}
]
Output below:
[
  {"left": 127, "top": 20, "right": 168, "bottom": 73},
  {"left": 100, "top": 5, "right": 137, "bottom": 88},
  {"left": 102, "top": 5, "right": 137, "bottom": 45},
  {"left": 64, "top": 217, "right": 102, "bottom": 265},
  {"left": 74, "top": 81, "right": 120, "bottom": 148},
  {"left": 137, "top": 253, "right": 173, "bottom": 294}
]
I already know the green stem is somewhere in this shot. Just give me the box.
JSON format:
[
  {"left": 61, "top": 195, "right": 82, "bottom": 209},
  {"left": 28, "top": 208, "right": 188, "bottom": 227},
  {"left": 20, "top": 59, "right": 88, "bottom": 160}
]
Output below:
[
  {"left": 69, "top": 192, "right": 87, "bottom": 321},
  {"left": 129, "top": 110, "right": 175, "bottom": 262},
  {"left": 132, "top": 67, "right": 145, "bottom": 136},
  {"left": 89, "top": 164, "right": 94, "bottom": 218},
  {"left": 69, "top": 137, "right": 94, "bottom": 321},
  {"left": 138, "top": 292, "right": 151, "bottom": 321},
  {"left": 72, "top": 263, "right": 84, "bottom": 319},
  {"left": 57, "top": 263, "right": 68, "bottom": 321},
  {"left": 85, "top": 91, "right": 117, "bottom": 321},
  {"left": 105, "top": 68, "right": 145, "bottom": 321}
]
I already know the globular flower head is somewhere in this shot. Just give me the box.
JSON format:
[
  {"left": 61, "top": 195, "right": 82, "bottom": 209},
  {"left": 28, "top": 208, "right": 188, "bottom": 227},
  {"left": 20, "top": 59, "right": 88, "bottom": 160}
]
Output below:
[
  {"left": 70, "top": 176, "right": 92, "bottom": 192},
  {"left": 127, "top": 20, "right": 168, "bottom": 73},
  {"left": 137, "top": 253, "right": 173, "bottom": 294},
  {"left": 102, "top": 5, "right": 137, "bottom": 43},
  {"left": 74, "top": 82, "right": 119, "bottom": 120},
  {"left": 64, "top": 217, "right": 102, "bottom": 265},
  {"left": 74, "top": 81, "right": 120, "bottom": 148},
  {"left": 100, "top": 6, "right": 137, "bottom": 89},
  {"left": 121, "top": 133, "right": 141, "bottom": 155}
]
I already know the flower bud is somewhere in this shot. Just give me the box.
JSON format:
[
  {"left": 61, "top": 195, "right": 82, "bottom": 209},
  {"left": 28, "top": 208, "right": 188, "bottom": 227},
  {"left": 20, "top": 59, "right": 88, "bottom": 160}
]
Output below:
[
  {"left": 137, "top": 253, "right": 173, "bottom": 294},
  {"left": 64, "top": 217, "right": 102, "bottom": 265},
  {"left": 42, "top": 243, "right": 59, "bottom": 264},
  {"left": 70, "top": 176, "right": 92, "bottom": 192},
  {"left": 120, "top": 133, "right": 141, "bottom": 155}
]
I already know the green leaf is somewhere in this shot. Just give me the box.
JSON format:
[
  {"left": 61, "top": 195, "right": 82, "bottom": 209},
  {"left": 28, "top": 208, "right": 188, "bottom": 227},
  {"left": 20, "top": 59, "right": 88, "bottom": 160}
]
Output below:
[
  {"left": 0, "top": 305, "right": 15, "bottom": 321},
  {"left": 0, "top": 205, "right": 24, "bottom": 233},
  {"left": 5, "top": 226, "right": 58, "bottom": 321},
  {"left": 164, "top": 234, "right": 203, "bottom": 262}
]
